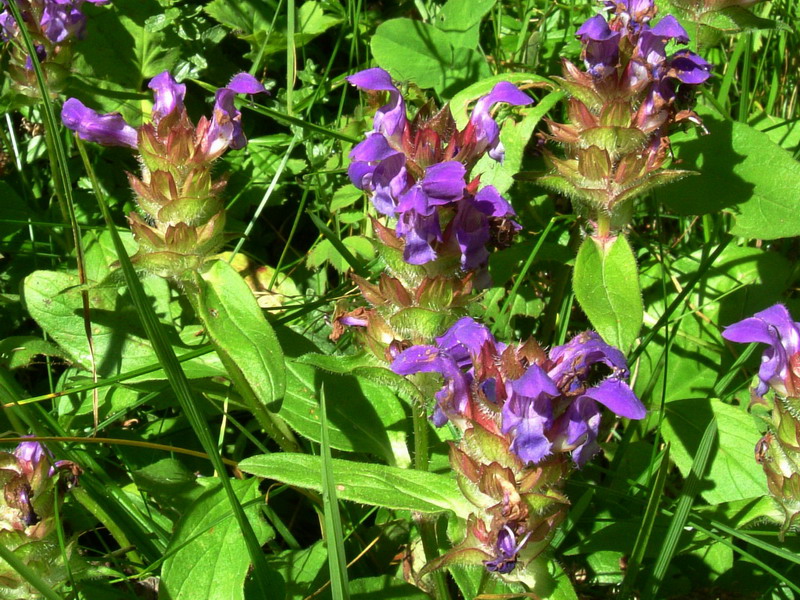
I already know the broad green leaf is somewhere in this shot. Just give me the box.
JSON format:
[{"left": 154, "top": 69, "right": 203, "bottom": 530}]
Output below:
[
  {"left": 661, "top": 398, "right": 765, "bottom": 504},
  {"left": 268, "top": 542, "right": 328, "bottom": 599},
  {"left": 306, "top": 237, "right": 375, "bottom": 273},
  {"left": 349, "top": 576, "right": 429, "bottom": 599},
  {"left": 239, "top": 453, "right": 474, "bottom": 517},
  {"left": 160, "top": 479, "right": 276, "bottom": 600},
  {"left": 205, "top": 0, "right": 341, "bottom": 59},
  {"left": 434, "top": 0, "right": 497, "bottom": 48},
  {"left": 573, "top": 235, "right": 643, "bottom": 353},
  {"left": 192, "top": 259, "right": 286, "bottom": 407},
  {"left": 663, "top": 112, "right": 800, "bottom": 239},
  {"left": 370, "top": 18, "right": 490, "bottom": 96},
  {"left": 281, "top": 357, "right": 411, "bottom": 466},
  {"left": 22, "top": 270, "right": 223, "bottom": 380}
]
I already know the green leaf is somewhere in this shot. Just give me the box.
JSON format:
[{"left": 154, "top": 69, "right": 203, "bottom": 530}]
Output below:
[
  {"left": 349, "top": 576, "right": 430, "bottom": 599},
  {"left": 663, "top": 112, "right": 800, "bottom": 239},
  {"left": 434, "top": 0, "right": 497, "bottom": 48},
  {"left": 661, "top": 398, "right": 765, "bottom": 504},
  {"left": 573, "top": 235, "right": 643, "bottom": 353},
  {"left": 281, "top": 357, "right": 411, "bottom": 466},
  {"left": 161, "top": 479, "right": 276, "bottom": 600},
  {"left": 192, "top": 259, "right": 286, "bottom": 406},
  {"left": 22, "top": 270, "right": 223, "bottom": 380},
  {"left": 0, "top": 336, "right": 67, "bottom": 370},
  {"left": 370, "top": 18, "right": 490, "bottom": 96},
  {"left": 239, "top": 453, "right": 474, "bottom": 516}
]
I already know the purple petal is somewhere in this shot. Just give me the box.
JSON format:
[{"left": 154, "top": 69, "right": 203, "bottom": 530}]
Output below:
[
  {"left": 346, "top": 68, "right": 398, "bottom": 92},
  {"left": 61, "top": 98, "right": 138, "bottom": 148},
  {"left": 502, "top": 391, "right": 553, "bottom": 464},
  {"left": 227, "top": 72, "right": 267, "bottom": 95},
  {"left": 473, "top": 185, "right": 514, "bottom": 217},
  {"left": 349, "top": 133, "right": 398, "bottom": 163},
  {"left": 668, "top": 50, "right": 712, "bottom": 84},
  {"left": 582, "top": 379, "right": 646, "bottom": 419},
  {"left": 650, "top": 15, "right": 689, "bottom": 44},
  {"left": 722, "top": 305, "right": 799, "bottom": 347},
  {"left": 419, "top": 161, "right": 466, "bottom": 204},
  {"left": 435, "top": 317, "right": 495, "bottom": 366},
  {"left": 399, "top": 212, "right": 441, "bottom": 265},
  {"left": 576, "top": 14, "right": 618, "bottom": 42},
  {"left": 391, "top": 345, "right": 444, "bottom": 375},
  {"left": 510, "top": 364, "right": 561, "bottom": 399},
  {"left": 563, "top": 397, "right": 602, "bottom": 467},
  {"left": 148, "top": 71, "right": 186, "bottom": 121}
]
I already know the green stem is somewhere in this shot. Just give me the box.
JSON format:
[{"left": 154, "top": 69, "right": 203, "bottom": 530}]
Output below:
[{"left": 412, "top": 398, "right": 430, "bottom": 472}]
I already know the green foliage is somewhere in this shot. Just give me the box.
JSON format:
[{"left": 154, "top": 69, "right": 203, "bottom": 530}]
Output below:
[
  {"left": 239, "top": 453, "right": 474, "bottom": 516},
  {"left": 665, "top": 112, "right": 800, "bottom": 239},
  {"left": 573, "top": 234, "right": 643, "bottom": 353},
  {"left": 161, "top": 479, "right": 277, "bottom": 600}
]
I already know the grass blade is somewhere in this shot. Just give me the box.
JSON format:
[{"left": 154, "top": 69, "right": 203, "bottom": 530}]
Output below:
[
  {"left": 320, "top": 384, "right": 351, "bottom": 600},
  {"left": 643, "top": 417, "right": 717, "bottom": 599},
  {"left": 618, "top": 442, "right": 670, "bottom": 599}
]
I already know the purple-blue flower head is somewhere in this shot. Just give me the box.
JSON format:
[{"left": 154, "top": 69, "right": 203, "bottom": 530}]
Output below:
[
  {"left": 148, "top": 71, "right": 186, "bottom": 123},
  {"left": 347, "top": 67, "right": 407, "bottom": 143},
  {"left": 464, "top": 81, "right": 532, "bottom": 162},
  {"left": 576, "top": 14, "right": 621, "bottom": 77},
  {"left": 722, "top": 304, "right": 800, "bottom": 398},
  {"left": 61, "top": 98, "right": 138, "bottom": 148},
  {"left": 13, "top": 438, "right": 50, "bottom": 476},
  {"left": 501, "top": 364, "right": 560, "bottom": 464}
]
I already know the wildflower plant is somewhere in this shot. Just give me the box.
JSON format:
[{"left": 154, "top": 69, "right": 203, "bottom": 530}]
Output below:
[{"left": 0, "top": 0, "right": 798, "bottom": 598}]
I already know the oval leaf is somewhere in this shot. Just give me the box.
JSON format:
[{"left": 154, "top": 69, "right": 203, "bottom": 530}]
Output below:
[
  {"left": 573, "top": 235, "right": 643, "bottom": 353},
  {"left": 239, "top": 453, "right": 474, "bottom": 517}
]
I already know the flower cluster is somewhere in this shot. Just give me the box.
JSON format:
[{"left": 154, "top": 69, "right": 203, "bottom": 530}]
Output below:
[
  {"left": 61, "top": 71, "right": 266, "bottom": 278},
  {"left": 540, "top": 0, "right": 711, "bottom": 236},
  {"left": 722, "top": 304, "right": 800, "bottom": 399},
  {"left": 1, "top": 0, "right": 109, "bottom": 92},
  {"left": 347, "top": 68, "right": 531, "bottom": 269},
  {"left": 724, "top": 304, "right": 800, "bottom": 537},
  {"left": 392, "top": 318, "right": 645, "bottom": 576},
  {"left": 393, "top": 317, "right": 646, "bottom": 467}
]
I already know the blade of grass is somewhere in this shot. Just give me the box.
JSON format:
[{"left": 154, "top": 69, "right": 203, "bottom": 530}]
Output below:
[
  {"left": 5, "top": 0, "right": 100, "bottom": 428},
  {"left": 642, "top": 417, "right": 717, "bottom": 600},
  {"left": 618, "top": 442, "right": 670, "bottom": 599},
  {"left": 75, "top": 139, "right": 277, "bottom": 596},
  {"left": 320, "top": 384, "right": 350, "bottom": 600}
]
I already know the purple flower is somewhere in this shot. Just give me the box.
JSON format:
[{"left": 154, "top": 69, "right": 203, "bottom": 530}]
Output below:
[
  {"left": 392, "top": 345, "right": 471, "bottom": 426},
  {"left": 668, "top": 50, "right": 712, "bottom": 84},
  {"left": 722, "top": 304, "right": 800, "bottom": 398},
  {"left": 484, "top": 526, "right": 532, "bottom": 574},
  {"left": 545, "top": 332, "right": 645, "bottom": 466},
  {"left": 576, "top": 14, "right": 621, "bottom": 77},
  {"left": 61, "top": 98, "right": 138, "bottom": 148},
  {"left": 13, "top": 438, "right": 50, "bottom": 476},
  {"left": 501, "top": 365, "right": 561, "bottom": 464},
  {"left": 227, "top": 72, "right": 267, "bottom": 95},
  {"left": 148, "top": 71, "right": 186, "bottom": 122},
  {"left": 200, "top": 76, "right": 266, "bottom": 158},
  {"left": 347, "top": 67, "right": 407, "bottom": 142},
  {"left": 396, "top": 210, "right": 442, "bottom": 265},
  {"left": 435, "top": 316, "right": 496, "bottom": 367},
  {"left": 41, "top": 2, "right": 85, "bottom": 43},
  {"left": 466, "top": 82, "right": 532, "bottom": 162},
  {"left": 634, "top": 15, "right": 689, "bottom": 68}
]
